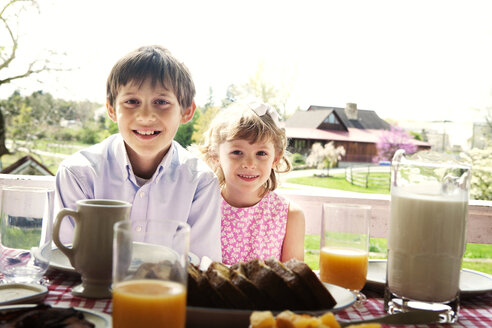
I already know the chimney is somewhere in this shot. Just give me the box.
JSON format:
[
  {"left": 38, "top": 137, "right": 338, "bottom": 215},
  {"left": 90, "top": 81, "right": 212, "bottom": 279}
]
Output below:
[{"left": 345, "top": 103, "right": 358, "bottom": 120}]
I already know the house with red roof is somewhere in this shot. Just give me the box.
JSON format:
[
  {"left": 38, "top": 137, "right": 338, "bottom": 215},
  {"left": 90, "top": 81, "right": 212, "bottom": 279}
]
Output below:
[{"left": 285, "top": 103, "right": 431, "bottom": 163}]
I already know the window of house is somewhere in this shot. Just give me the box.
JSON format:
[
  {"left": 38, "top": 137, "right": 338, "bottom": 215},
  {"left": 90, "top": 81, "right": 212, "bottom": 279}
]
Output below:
[{"left": 323, "top": 113, "right": 340, "bottom": 125}]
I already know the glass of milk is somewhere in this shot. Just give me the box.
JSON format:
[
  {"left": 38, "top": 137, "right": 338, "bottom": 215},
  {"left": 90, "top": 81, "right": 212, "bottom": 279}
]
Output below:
[{"left": 384, "top": 149, "right": 471, "bottom": 323}]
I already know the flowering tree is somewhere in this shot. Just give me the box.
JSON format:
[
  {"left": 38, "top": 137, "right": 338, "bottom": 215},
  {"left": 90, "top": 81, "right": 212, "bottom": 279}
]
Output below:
[
  {"left": 374, "top": 126, "right": 417, "bottom": 162},
  {"left": 306, "top": 142, "right": 346, "bottom": 176},
  {"left": 469, "top": 147, "right": 492, "bottom": 200}
]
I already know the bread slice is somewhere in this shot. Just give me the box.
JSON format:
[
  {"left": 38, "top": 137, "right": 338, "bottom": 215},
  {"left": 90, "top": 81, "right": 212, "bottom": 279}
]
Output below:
[
  {"left": 205, "top": 262, "right": 255, "bottom": 309},
  {"left": 230, "top": 266, "right": 272, "bottom": 310},
  {"left": 187, "top": 264, "right": 228, "bottom": 308},
  {"left": 0, "top": 304, "right": 95, "bottom": 327},
  {"left": 187, "top": 264, "right": 209, "bottom": 307},
  {"left": 243, "top": 259, "right": 301, "bottom": 310},
  {"left": 264, "top": 258, "right": 318, "bottom": 310},
  {"left": 284, "top": 258, "right": 337, "bottom": 309},
  {"left": 230, "top": 261, "right": 248, "bottom": 276}
]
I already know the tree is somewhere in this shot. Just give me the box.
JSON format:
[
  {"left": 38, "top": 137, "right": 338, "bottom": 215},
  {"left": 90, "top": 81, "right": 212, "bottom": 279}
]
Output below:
[
  {"left": 0, "top": 0, "right": 65, "bottom": 158},
  {"left": 191, "top": 104, "right": 220, "bottom": 146},
  {"left": 306, "top": 142, "right": 346, "bottom": 176},
  {"left": 175, "top": 110, "right": 200, "bottom": 148},
  {"left": 220, "top": 61, "right": 294, "bottom": 119},
  {"left": 1, "top": 89, "right": 103, "bottom": 152},
  {"left": 374, "top": 126, "right": 417, "bottom": 162},
  {"left": 485, "top": 107, "right": 492, "bottom": 145},
  {"left": 221, "top": 83, "right": 240, "bottom": 108},
  {"left": 11, "top": 102, "right": 33, "bottom": 140},
  {"left": 469, "top": 146, "right": 492, "bottom": 200}
]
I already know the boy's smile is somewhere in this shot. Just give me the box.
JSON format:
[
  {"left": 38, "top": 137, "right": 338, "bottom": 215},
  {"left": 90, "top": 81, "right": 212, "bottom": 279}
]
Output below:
[
  {"left": 133, "top": 129, "right": 162, "bottom": 140},
  {"left": 107, "top": 78, "right": 195, "bottom": 178},
  {"left": 134, "top": 129, "right": 161, "bottom": 136}
]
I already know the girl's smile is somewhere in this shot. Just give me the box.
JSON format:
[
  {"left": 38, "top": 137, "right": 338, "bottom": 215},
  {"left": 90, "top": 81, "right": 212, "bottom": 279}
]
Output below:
[{"left": 237, "top": 173, "right": 260, "bottom": 182}]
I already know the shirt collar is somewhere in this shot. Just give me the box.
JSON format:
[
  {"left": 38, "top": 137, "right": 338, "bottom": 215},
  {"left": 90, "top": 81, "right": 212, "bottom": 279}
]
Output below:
[{"left": 112, "top": 135, "right": 176, "bottom": 184}]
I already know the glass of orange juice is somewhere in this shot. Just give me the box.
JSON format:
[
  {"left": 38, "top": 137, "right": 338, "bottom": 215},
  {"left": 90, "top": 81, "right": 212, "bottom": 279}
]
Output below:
[
  {"left": 319, "top": 203, "right": 370, "bottom": 303},
  {"left": 112, "top": 219, "right": 190, "bottom": 328}
]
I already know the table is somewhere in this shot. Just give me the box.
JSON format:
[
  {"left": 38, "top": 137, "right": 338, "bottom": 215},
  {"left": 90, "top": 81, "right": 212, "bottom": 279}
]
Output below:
[
  {"left": 42, "top": 269, "right": 492, "bottom": 328},
  {"left": 44, "top": 269, "right": 112, "bottom": 313}
]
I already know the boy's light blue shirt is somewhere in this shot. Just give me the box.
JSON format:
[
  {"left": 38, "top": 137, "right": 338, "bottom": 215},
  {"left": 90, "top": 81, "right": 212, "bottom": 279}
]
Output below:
[{"left": 55, "top": 134, "right": 222, "bottom": 261}]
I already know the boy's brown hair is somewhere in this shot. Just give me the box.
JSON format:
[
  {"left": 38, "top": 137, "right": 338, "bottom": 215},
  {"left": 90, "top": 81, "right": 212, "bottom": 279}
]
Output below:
[{"left": 106, "top": 45, "right": 195, "bottom": 111}]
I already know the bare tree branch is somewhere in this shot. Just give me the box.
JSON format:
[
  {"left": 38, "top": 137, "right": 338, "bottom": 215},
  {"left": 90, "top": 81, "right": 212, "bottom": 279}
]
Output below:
[
  {"left": 0, "top": 16, "right": 19, "bottom": 71},
  {"left": 0, "top": 0, "right": 61, "bottom": 158}
]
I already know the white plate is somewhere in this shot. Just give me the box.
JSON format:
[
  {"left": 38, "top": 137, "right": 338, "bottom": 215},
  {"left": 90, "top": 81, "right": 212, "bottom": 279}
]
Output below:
[
  {"left": 322, "top": 282, "right": 356, "bottom": 312},
  {"left": 366, "top": 259, "right": 492, "bottom": 296},
  {"left": 0, "top": 304, "right": 111, "bottom": 328},
  {"left": 186, "top": 282, "right": 355, "bottom": 328},
  {"left": 50, "top": 245, "right": 200, "bottom": 274},
  {"left": 50, "top": 247, "right": 75, "bottom": 273},
  {"left": 0, "top": 283, "right": 48, "bottom": 306}
]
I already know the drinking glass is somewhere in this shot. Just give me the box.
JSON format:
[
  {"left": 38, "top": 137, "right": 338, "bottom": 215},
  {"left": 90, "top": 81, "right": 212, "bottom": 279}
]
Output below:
[
  {"left": 385, "top": 149, "right": 471, "bottom": 323},
  {"left": 112, "top": 219, "right": 190, "bottom": 328},
  {"left": 319, "top": 203, "right": 370, "bottom": 303},
  {"left": 0, "top": 186, "right": 54, "bottom": 284}
]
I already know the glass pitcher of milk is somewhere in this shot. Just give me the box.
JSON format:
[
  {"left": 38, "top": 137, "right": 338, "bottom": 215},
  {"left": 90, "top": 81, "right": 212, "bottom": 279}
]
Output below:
[{"left": 384, "top": 149, "right": 471, "bottom": 324}]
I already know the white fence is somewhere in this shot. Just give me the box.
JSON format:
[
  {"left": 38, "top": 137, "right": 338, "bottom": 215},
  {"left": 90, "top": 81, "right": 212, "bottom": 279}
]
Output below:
[{"left": 345, "top": 166, "right": 391, "bottom": 190}]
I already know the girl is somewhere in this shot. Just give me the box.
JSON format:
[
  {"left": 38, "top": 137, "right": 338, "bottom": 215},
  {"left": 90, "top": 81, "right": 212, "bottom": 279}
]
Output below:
[{"left": 200, "top": 102, "right": 305, "bottom": 265}]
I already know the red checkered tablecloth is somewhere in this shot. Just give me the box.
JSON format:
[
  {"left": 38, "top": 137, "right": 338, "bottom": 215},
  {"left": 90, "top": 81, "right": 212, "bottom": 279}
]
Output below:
[
  {"left": 43, "top": 269, "right": 112, "bottom": 314},
  {"left": 41, "top": 270, "right": 492, "bottom": 327},
  {"left": 337, "top": 288, "right": 492, "bottom": 328}
]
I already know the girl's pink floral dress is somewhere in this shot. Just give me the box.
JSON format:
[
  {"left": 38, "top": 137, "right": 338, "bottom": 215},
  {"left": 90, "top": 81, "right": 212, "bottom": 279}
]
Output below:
[{"left": 221, "top": 191, "right": 289, "bottom": 265}]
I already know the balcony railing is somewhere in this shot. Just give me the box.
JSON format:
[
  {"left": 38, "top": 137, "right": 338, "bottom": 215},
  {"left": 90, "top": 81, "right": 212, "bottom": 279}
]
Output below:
[{"left": 1, "top": 173, "right": 491, "bottom": 244}]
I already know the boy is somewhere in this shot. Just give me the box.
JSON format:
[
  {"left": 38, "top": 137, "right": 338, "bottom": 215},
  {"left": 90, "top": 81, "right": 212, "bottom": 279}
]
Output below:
[{"left": 55, "top": 45, "right": 221, "bottom": 261}]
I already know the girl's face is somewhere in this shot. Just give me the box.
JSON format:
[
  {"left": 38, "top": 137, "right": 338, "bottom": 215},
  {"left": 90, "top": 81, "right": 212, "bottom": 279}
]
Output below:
[{"left": 218, "top": 138, "right": 278, "bottom": 207}]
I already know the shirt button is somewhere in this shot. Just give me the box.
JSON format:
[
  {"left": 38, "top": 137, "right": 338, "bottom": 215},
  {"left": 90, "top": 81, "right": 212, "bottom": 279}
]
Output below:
[{"left": 140, "top": 191, "right": 145, "bottom": 198}]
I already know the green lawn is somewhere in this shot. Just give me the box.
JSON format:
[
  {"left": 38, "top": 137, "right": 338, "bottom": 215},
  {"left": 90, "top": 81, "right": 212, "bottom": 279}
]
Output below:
[
  {"left": 304, "top": 235, "right": 492, "bottom": 274},
  {"left": 287, "top": 173, "right": 390, "bottom": 194},
  {"left": 33, "top": 140, "right": 85, "bottom": 155}
]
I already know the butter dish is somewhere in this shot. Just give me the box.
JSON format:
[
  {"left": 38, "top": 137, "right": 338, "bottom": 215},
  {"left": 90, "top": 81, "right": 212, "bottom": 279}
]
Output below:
[{"left": 0, "top": 283, "right": 48, "bottom": 305}]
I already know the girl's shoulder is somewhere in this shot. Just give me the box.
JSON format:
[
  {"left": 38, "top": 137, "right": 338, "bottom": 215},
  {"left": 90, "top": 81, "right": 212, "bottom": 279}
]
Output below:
[
  {"left": 267, "top": 192, "right": 304, "bottom": 216},
  {"left": 262, "top": 190, "right": 285, "bottom": 202},
  {"left": 262, "top": 191, "right": 290, "bottom": 214}
]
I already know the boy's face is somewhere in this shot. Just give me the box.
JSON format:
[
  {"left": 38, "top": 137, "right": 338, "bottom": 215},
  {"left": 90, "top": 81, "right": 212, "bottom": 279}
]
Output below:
[{"left": 107, "top": 78, "right": 195, "bottom": 170}]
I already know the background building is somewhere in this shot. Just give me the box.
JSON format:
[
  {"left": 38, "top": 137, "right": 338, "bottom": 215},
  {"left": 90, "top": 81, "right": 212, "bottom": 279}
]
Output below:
[{"left": 285, "top": 103, "right": 430, "bottom": 163}]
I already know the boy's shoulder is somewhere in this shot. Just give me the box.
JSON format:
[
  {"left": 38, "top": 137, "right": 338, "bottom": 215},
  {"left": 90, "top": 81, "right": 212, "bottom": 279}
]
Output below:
[
  {"left": 59, "top": 134, "right": 123, "bottom": 171},
  {"left": 171, "top": 141, "right": 215, "bottom": 175}
]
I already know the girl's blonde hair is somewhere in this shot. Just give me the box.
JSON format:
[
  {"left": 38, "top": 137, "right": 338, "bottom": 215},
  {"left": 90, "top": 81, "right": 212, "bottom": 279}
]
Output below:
[{"left": 200, "top": 102, "right": 291, "bottom": 197}]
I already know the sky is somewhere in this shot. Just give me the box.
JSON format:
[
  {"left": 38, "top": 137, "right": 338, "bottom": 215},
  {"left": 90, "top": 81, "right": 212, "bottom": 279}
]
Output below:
[{"left": 1, "top": 0, "right": 492, "bottom": 141}]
